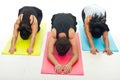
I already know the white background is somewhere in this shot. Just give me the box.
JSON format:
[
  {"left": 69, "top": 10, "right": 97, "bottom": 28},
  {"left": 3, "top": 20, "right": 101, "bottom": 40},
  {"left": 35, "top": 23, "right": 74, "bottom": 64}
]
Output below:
[{"left": 0, "top": 0, "right": 120, "bottom": 80}]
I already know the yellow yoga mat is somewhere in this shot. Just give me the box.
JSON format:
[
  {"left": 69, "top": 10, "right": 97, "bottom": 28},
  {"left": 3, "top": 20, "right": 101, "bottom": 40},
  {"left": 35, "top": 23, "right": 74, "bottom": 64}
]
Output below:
[{"left": 2, "top": 22, "right": 47, "bottom": 56}]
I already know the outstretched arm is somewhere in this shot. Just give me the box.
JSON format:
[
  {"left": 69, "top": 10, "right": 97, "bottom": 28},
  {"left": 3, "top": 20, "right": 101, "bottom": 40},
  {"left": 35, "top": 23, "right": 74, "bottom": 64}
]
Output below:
[
  {"left": 9, "top": 16, "right": 20, "bottom": 54},
  {"left": 63, "top": 28, "right": 79, "bottom": 73},
  {"left": 47, "top": 29, "right": 63, "bottom": 73},
  {"left": 27, "top": 16, "right": 38, "bottom": 54},
  {"left": 103, "top": 31, "right": 113, "bottom": 55},
  {"left": 84, "top": 17, "right": 98, "bottom": 54}
]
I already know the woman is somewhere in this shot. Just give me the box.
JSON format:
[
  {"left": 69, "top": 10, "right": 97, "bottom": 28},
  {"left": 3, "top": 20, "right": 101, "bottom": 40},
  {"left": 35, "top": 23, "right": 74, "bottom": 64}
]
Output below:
[
  {"left": 47, "top": 13, "right": 79, "bottom": 73},
  {"left": 9, "top": 6, "right": 43, "bottom": 54},
  {"left": 81, "top": 4, "right": 113, "bottom": 55}
]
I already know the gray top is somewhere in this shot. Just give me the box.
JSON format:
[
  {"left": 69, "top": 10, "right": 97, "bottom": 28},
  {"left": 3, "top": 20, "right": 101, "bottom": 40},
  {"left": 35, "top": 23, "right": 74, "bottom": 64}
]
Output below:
[{"left": 83, "top": 4, "right": 106, "bottom": 18}]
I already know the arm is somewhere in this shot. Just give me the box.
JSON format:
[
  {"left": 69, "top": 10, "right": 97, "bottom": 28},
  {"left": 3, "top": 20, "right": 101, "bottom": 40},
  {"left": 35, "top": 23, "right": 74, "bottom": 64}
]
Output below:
[
  {"left": 68, "top": 36, "right": 79, "bottom": 65},
  {"left": 103, "top": 31, "right": 113, "bottom": 55},
  {"left": 63, "top": 28, "right": 79, "bottom": 73},
  {"left": 47, "top": 29, "right": 63, "bottom": 73},
  {"left": 84, "top": 17, "right": 98, "bottom": 54},
  {"left": 9, "top": 17, "right": 20, "bottom": 54},
  {"left": 27, "top": 16, "right": 38, "bottom": 54}
]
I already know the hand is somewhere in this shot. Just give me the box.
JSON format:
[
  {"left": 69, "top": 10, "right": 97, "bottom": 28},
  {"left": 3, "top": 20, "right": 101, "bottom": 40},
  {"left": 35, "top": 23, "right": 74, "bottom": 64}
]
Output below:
[
  {"left": 63, "top": 63, "right": 72, "bottom": 73},
  {"left": 55, "top": 64, "right": 63, "bottom": 73},
  {"left": 27, "top": 47, "right": 33, "bottom": 54},
  {"left": 103, "top": 48, "right": 113, "bottom": 55},
  {"left": 90, "top": 47, "right": 98, "bottom": 55},
  {"left": 9, "top": 47, "right": 16, "bottom": 54}
]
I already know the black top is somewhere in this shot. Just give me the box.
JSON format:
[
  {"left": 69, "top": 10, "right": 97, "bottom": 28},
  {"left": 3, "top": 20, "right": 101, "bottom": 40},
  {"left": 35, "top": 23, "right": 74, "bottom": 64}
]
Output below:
[
  {"left": 51, "top": 13, "right": 77, "bottom": 38},
  {"left": 18, "top": 6, "right": 43, "bottom": 31}
]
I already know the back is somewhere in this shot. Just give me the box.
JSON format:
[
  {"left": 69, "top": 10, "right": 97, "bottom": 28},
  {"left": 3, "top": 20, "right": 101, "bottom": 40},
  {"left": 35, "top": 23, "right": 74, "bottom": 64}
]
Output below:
[{"left": 51, "top": 13, "right": 77, "bottom": 38}]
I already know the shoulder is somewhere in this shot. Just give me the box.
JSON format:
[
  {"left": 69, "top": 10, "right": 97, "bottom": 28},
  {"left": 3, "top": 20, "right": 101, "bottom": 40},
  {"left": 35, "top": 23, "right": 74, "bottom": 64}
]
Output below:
[
  {"left": 16, "top": 14, "right": 22, "bottom": 25},
  {"left": 30, "top": 15, "right": 38, "bottom": 25},
  {"left": 69, "top": 28, "right": 76, "bottom": 39},
  {"left": 84, "top": 16, "right": 92, "bottom": 25},
  {"left": 14, "top": 15, "right": 22, "bottom": 30},
  {"left": 84, "top": 16, "right": 92, "bottom": 31},
  {"left": 51, "top": 28, "right": 57, "bottom": 39}
]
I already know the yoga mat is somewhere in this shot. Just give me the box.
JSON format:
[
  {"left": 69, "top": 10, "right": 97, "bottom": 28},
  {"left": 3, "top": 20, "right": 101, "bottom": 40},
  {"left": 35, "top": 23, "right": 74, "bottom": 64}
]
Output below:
[
  {"left": 41, "top": 32, "right": 84, "bottom": 75},
  {"left": 2, "top": 22, "right": 47, "bottom": 56},
  {"left": 78, "top": 20, "right": 118, "bottom": 52}
]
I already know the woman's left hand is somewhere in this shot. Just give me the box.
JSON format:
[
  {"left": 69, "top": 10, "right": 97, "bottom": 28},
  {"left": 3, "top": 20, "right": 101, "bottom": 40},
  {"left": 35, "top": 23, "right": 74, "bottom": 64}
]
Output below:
[
  {"left": 63, "top": 63, "right": 72, "bottom": 73},
  {"left": 27, "top": 48, "right": 33, "bottom": 54},
  {"left": 103, "top": 48, "right": 113, "bottom": 55}
]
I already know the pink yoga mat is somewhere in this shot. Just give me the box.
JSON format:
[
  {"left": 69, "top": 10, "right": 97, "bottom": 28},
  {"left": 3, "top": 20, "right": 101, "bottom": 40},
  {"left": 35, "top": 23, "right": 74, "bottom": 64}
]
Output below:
[{"left": 41, "top": 32, "right": 84, "bottom": 75}]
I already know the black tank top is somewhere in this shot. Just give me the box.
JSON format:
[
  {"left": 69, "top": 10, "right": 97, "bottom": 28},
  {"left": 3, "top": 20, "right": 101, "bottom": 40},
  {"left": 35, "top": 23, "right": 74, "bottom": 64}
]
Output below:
[
  {"left": 18, "top": 6, "right": 42, "bottom": 31},
  {"left": 51, "top": 13, "right": 77, "bottom": 38}
]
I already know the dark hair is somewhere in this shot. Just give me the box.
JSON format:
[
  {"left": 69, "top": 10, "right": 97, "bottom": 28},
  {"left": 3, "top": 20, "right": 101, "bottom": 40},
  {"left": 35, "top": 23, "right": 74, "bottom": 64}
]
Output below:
[
  {"left": 90, "top": 26, "right": 103, "bottom": 38},
  {"left": 56, "top": 37, "right": 70, "bottom": 56},
  {"left": 19, "top": 13, "right": 31, "bottom": 40},
  {"left": 89, "top": 14, "right": 109, "bottom": 38}
]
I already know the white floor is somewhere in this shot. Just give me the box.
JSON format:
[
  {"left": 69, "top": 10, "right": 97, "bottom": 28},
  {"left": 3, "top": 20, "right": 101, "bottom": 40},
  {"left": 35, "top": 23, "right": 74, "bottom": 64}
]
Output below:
[{"left": 0, "top": 0, "right": 120, "bottom": 80}]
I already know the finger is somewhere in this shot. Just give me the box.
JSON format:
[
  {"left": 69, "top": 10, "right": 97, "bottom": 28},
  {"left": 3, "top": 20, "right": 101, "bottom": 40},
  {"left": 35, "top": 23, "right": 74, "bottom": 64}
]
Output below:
[
  {"left": 9, "top": 51, "right": 12, "bottom": 54},
  {"left": 108, "top": 51, "right": 113, "bottom": 55},
  {"left": 57, "top": 67, "right": 63, "bottom": 73},
  {"left": 91, "top": 52, "right": 95, "bottom": 55},
  {"left": 96, "top": 49, "right": 99, "bottom": 53},
  {"left": 58, "top": 69, "right": 62, "bottom": 73},
  {"left": 91, "top": 50, "right": 97, "bottom": 55},
  {"left": 64, "top": 66, "right": 68, "bottom": 73},
  {"left": 103, "top": 50, "right": 106, "bottom": 53},
  {"left": 9, "top": 50, "right": 14, "bottom": 54},
  {"left": 27, "top": 51, "right": 30, "bottom": 54},
  {"left": 110, "top": 50, "right": 113, "bottom": 54},
  {"left": 28, "top": 51, "right": 32, "bottom": 55},
  {"left": 66, "top": 68, "right": 70, "bottom": 73},
  {"left": 92, "top": 52, "right": 96, "bottom": 55},
  {"left": 66, "top": 68, "right": 71, "bottom": 73},
  {"left": 64, "top": 66, "right": 70, "bottom": 73},
  {"left": 65, "top": 67, "right": 69, "bottom": 73},
  {"left": 90, "top": 49, "right": 93, "bottom": 53},
  {"left": 57, "top": 69, "right": 60, "bottom": 73},
  {"left": 64, "top": 69, "right": 67, "bottom": 73},
  {"left": 14, "top": 48, "right": 16, "bottom": 51},
  {"left": 27, "top": 50, "right": 32, "bottom": 54},
  {"left": 63, "top": 67, "right": 67, "bottom": 73},
  {"left": 70, "top": 68, "right": 72, "bottom": 72},
  {"left": 10, "top": 52, "right": 14, "bottom": 54},
  {"left": 54, "top": 67, "right": 57, "bottom": 72},
  {"left": 107, "top": 52, "right": 111, "bottom": 56},
  {"left": 55, "top": 68, "right": 60, "bottom": 73}
]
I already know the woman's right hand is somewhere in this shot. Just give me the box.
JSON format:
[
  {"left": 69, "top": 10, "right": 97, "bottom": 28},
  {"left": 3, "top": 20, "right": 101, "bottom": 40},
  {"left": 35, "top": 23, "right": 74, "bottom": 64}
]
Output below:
[
  {"left": 90, "top": 47, "right": 98, "bottom": 55},
  {"left": 9, "top": 47, "right": 16, "bottom": 54},
  {"left": 55, "top": 64, "right": 63, "bottom": 73}
]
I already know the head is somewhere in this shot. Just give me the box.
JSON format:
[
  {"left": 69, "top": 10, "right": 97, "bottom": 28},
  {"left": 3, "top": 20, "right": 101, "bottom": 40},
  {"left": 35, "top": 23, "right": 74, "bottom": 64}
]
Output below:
[
  {"left": 90, "top": 25, "right": 103, "bottom": 38},
  {"left": 89, "top": 14, "right": 109, "bottom": 38},
  {"left": 56, "top": 37, "right": 70, "bottom": 56},
  {"left": 19, "top": 24, "right": 31, "bottom": 40},
  {"left": 19, "top": 13, "right": 31, "bottom": 40}
]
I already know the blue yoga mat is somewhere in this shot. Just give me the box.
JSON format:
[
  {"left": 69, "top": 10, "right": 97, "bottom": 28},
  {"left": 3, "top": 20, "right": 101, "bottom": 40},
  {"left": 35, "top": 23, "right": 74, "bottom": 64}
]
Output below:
[{"left": 78, "top": 20, "right": 119, "bottom": 52}]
